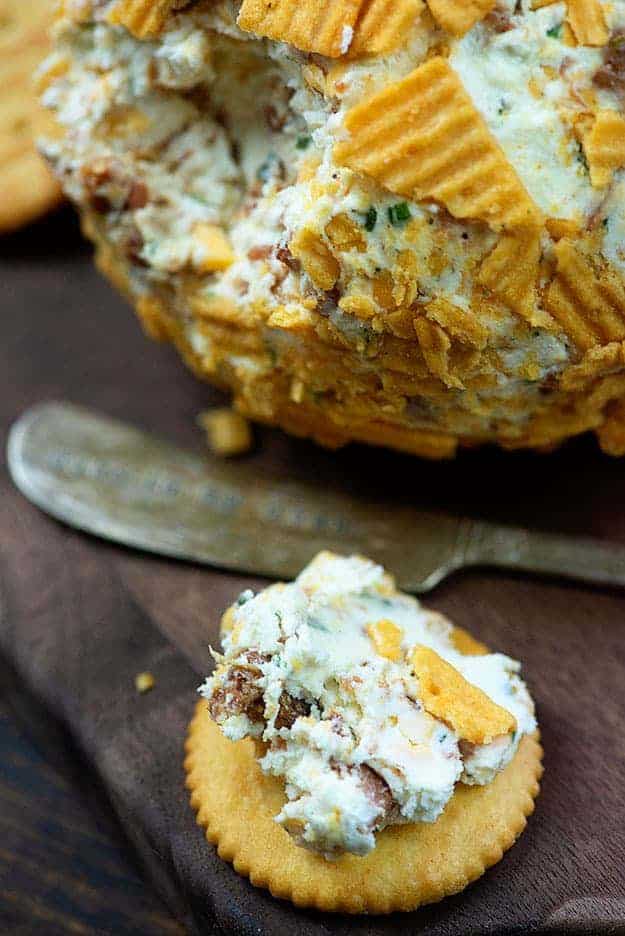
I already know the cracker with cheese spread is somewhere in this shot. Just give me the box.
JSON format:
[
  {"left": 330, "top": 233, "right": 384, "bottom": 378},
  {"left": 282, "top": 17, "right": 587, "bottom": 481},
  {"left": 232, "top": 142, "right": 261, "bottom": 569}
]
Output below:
[{"left": 185, "top": 552, "right": 542, "bottom": 912}]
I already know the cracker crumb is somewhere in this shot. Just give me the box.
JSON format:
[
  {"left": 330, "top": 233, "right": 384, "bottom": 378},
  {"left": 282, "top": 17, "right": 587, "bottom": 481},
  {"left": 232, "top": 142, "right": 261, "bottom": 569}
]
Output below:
[
  {"left": 135, "top": 671, "right": 155, "bottom": 693},
  {"left": 198, "top": 407, "right": 253, "bottom": 457}
]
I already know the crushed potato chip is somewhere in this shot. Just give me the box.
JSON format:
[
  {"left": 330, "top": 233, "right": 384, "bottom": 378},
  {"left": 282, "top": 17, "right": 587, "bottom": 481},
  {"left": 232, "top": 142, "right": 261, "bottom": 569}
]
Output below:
[
  {"left": 325, "top": 214, "right": 367, "bottom": 252},
  {"left": 424, "top": 297, "right": 488, "bottom": 350},
  {"left": 426, "top": 0, "right": 495, "bottom": 36},
  {"left": 366, "top": 619, "right": 403, "bottom": 661},
  {"left": 237, "top": 0, "right": 362, "bottom": 57},
  {"left": 566, "top": 0, "right": 608, "bottom": 46},
  {"left": 544, "top": 240, "right": 625, "bottom": 351},
  {"left": 135, "top": 671, "right": 155, "bottom": 693},
  {"left": 583, "top": 110, "right": 625, "bottom": 188},
  {"left": 334, "top": 57, "right": 540, "bottom": 231},
  {"left": 410, "top": 645, "right": 516, "bottom": 744},
  {"left": 477, "top": 228, "right": 553, "bottom": 328},
  {"left": 290, "top": 228, "right": 340, "bottom": 290},
  {"left": 415, "top": 316, "right": 463, "bottom": 389},
  {"left": 106, "top": 0, "right": 176, "bottom": 37},
  {"left": 349, "top": 0, "right": 425, "bottom": 56},
  {"left": 198, "top": 408, "right": 253, "bottom": 457},
  {"left": 193, "top": 224, "right": 235, "bottom": 273}
]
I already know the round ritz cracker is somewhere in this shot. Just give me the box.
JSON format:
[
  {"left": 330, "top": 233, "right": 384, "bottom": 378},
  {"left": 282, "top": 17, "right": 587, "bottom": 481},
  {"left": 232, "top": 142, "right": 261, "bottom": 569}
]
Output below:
[
  {"left": 0, "top": 0, "right": 62, "bottom": 233},
  {"left": 185, "top": 622, "right": 542, "bottom": 915}
]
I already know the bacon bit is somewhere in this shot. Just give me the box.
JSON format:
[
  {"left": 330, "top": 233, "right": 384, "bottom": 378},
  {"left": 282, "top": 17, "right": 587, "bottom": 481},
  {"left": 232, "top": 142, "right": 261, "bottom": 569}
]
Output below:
[
  {"left": 82, "top": 161, "right": 114, "bottom": 213},
  {"left": 247, "top": 244, "right": 273, "bottom": 261},
  {"left": 233, "top": 278, "right": 250, "bottom": 295},
  {"left": 594, "top": 37, "right": 625, "bottom": 93},
  {"left": 276, "top": 245, "right": 299, "bottom": 270},
  {"left": 89, "top": 194, "right": 112, "bottom": 214},
  {"left": 124, "top": 229, "right": 148, "bottom": 267},
  {"left": 485, "top": 7, "right": 513, "bottom": 32},
  {"left": 265, "top": 105, "right": 286, "bottom": 132},
  {"left": 275, "top": 692, "right": 311, "bottom": 729},
  {"left": 127, "top": 180, "right": 149, "bottom": 210}
]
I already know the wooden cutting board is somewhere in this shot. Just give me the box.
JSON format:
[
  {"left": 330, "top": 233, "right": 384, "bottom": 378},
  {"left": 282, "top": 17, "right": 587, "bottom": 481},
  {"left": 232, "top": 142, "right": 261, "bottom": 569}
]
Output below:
[{"left": 1, "top": 209, "right": 624, "bottom": 935}]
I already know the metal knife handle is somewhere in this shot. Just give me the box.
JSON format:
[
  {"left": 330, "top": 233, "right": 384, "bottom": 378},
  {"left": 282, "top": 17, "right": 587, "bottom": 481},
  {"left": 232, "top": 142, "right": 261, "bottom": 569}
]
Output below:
[{"left": 466, "top": 521, "right": 625, "bottom": 589}]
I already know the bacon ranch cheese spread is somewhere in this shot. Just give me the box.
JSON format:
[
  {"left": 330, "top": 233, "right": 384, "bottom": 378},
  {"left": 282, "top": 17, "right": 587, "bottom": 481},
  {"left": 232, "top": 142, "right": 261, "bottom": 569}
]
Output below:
[
  {"left": 200, "top": 552, "right": 536, "bottom": 858},
  {"left": 39, "top": 0, "right": 625, "bottom": 457}
]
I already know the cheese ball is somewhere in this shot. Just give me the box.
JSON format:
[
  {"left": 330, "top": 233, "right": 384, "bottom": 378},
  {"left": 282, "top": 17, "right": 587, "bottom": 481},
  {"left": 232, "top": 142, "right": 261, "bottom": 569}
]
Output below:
[{"left": 40, "top": 0, "right": 625, "bottom": 457}]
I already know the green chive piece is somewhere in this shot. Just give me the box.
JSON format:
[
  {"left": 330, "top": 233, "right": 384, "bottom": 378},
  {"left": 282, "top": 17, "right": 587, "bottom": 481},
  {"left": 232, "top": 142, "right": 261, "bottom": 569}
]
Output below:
[
  {"left": 296, "top": 134, "right": 312, "bottom": 150},
  {"left": 546, "top": 24, "right": 561, "bottom": 38},
  {"left": 364, "top": 206, "right": 377, "bottom": 231},
  {"left": 388, "top": 202, "right": 411, "bottom": 226}
]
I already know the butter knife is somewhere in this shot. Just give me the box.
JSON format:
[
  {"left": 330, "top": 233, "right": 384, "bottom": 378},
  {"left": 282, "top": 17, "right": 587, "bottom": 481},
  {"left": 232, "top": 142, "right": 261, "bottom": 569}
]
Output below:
[{"left": 7, "top": 401, "right": 625, "bottom": 592}]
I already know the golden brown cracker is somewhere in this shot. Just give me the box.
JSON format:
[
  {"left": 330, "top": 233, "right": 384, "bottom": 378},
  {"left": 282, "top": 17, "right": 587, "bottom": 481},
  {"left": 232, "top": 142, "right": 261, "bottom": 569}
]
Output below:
[
  {"left": 0, "top": 0, "right": 62, "bottom": 233},
  {"left": 185, "top": 702, "right": 542, "bottom": 913},
  {"left": 334, "top": 57, "right": 541, "bottom": 231},
  {"left": 409, "top": 645, "right": 516, "bottom": 744}
]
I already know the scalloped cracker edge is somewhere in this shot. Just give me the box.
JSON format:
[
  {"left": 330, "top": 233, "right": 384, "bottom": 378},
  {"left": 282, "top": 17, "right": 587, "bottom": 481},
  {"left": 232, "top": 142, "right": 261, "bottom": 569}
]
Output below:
[{"left": 185, "top": 701, "right": 542, "bottom": 913}]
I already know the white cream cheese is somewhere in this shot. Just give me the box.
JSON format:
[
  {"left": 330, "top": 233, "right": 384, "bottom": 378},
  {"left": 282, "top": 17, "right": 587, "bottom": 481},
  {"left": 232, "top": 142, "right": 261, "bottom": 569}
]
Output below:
[{"left": 200, "top": 552, "right": 536, "bottom": 858}]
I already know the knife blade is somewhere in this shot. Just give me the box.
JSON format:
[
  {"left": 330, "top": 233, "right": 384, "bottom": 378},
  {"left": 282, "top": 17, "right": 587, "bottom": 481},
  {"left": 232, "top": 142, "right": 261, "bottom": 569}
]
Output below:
[{"left": 7, "top": 402, "right": 625, "bottom": 592}]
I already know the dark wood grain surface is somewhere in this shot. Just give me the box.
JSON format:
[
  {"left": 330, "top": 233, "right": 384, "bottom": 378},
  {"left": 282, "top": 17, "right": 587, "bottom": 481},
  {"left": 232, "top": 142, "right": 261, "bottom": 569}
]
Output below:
[
  {"left": 0, "top": 691, "right": 183, "bottom": 936},
  {"left": 1, "top": 207, "right": 625, "bottom": 935}
]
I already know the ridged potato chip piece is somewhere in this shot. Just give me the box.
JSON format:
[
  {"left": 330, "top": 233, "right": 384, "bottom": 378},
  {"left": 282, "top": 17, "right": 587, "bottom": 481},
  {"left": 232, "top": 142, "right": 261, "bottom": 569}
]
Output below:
[
  {"left": 325, "top": 213, "right": 367, "bottom": 252},
  {"left": 106, "top": 0, "right": 177, "bottom": 37},
  {"left": 366, "top": 619, "right": 404, "bottom": 661},
  {"left": 583, "top": 110, "right": 625, "bottom": 188},
  {"left": 410, "top": 645, "right": 516, "bottom": 744},
  {"left": 414, "top": 317, "right": 463, "bottom": 389},
  {"left": 426, "top": 0, "right": 495, "bottom": 36},
  {"left": 544, "top": 239, "right": 625, "bottom": 351},
  {"left": 334, "top": 57, "right": 541, "bottom": 231},
  {"left": 237, "top": 0, "right": 362, "bottom": 57},
  {"left": 560, "top": 340, "right": 625, "bottom": 390},
  {"left": 290, "top": 228, "right": 340, "bottom": 290},
  {"left": 425, "top": 297, "right": 488, "bottom": 349},
  {"left": 567, "top": 0, "right": 608, "bottom": 45},
  {"left": 349, "top": 0, "right": 425, "bottom": 56},
  {"left": 477, "top": 228, "right": 554, "bottom": 328}
]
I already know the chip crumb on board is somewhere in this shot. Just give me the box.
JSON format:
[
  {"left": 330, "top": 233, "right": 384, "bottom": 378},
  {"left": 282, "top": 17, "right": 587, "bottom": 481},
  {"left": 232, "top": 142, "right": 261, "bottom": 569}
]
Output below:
[
  {"left": 135, "top": 671, "right": 155, "bottom": 693},
  {"left": 198, "top": 408, "right": 253, "bottom": 457}
]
